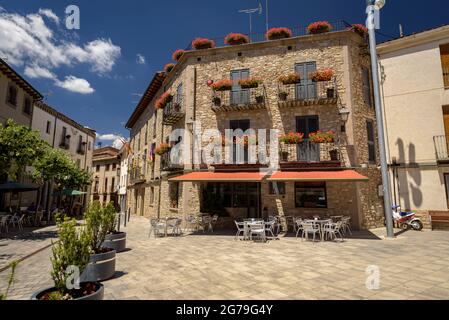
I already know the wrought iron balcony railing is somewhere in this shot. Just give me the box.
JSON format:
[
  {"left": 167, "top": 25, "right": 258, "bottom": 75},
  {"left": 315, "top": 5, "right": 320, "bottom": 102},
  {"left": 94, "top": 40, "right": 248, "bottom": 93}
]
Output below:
[
  {"left": 211, "top": 86, "right": 266, "bottom": 112},
  {"left": 163, "top": 99, "right": 185, "bottom": 126},
  {"left": 278, "top": 78, "right": 338, "bottom": 107},
  {"left": 129, "top": 167, "right": 145, "bottom": 183},
  {"left": 279, "top": 140, "right": 341, "bottom": 166},
  {"left": 161, "top": 152, "right": 184, "bottom": 172},
  {"left": 434, "top": 135, "right": 449, "bottom": 162}
]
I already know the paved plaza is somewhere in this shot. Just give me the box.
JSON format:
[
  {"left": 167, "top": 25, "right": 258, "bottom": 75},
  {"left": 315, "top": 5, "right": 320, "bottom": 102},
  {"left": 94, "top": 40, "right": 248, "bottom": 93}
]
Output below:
[{"left": 1, "top": 216, "right": 449, "bottom": 300}]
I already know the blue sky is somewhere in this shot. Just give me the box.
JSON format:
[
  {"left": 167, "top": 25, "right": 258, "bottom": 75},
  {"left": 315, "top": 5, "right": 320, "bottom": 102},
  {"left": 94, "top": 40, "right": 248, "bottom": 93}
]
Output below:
[{"left": 1, "top": 0, "right": 448, "bottom": 148}]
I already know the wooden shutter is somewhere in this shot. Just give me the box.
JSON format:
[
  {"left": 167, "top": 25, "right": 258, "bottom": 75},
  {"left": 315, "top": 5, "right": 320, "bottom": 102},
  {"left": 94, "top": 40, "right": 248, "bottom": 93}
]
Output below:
[
  {"left": 230, "top": 69, "right": 250, "bottom": 105},
  {"left": 295, "top": 62, "right": 317, "bottom": 100}
]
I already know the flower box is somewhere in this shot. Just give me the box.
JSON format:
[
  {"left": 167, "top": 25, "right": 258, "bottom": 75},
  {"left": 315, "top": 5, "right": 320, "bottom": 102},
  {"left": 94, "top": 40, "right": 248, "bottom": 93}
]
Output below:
[
  {"left": 266, "top": 27, "right": 293, "bottom": 40},
  {"left": 350, "top": 24, "right": 368, "bottom": 37},
  {"left": 155, "top": 92, "right": 173, "bottom": 109},
  {"left": 279, "top": 73, "right": 301, "bottom": 85},
  {"left": 172, "top": 49, "right": 185, "bottom": 62},
  {"left": 307, "top": 21, "right": 333, "bottom": 34},
  {"left": 225, "top": 33, "right": 249, "bottom": 46},
  {"left": 309, "top": 131, "right": 336, "bottom": 144},
  {"left": 155, "top": 143, "right": 171, "bottom": 155},
  {"left": 279, "top": 132, "right": 305, "bottom": 144},
  {"left": 211, "top": 79, "right": 233, "bottom": 91},
  {"left": 164, "top": 63, "right": 175, "bottom": 73},
  {"left": 238, "top": 78, "right": 263, "bottom": 89},
  {"left": 192, "top": 38, "right": 215, "bottom": 50},
  {"left": 309, "top": 69, "right": 334, "bottom": 82}
]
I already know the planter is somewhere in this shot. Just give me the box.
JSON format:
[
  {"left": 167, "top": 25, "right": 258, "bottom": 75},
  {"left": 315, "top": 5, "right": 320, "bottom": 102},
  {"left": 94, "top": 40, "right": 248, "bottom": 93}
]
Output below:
[
  {"left": 329, "top": 150, "right": 339, "bottom": 161},
  {"left": 213, "top": 97, "right": 221, "bottom": 106},
  {"left": 280, "top": 151, "right": 289, "bottom": 162},
  {"left": 31, "top": 283, "right": 104, "bottom": 300},
  {"left": 80, "top": 249, "right": 116, "bottom": 282},
  {"left": 327, "top": 88, "right": 335, "bottom": 98},
  {"left": 279, "top": 92, "right": 288, "bottom": 101},
  {"left": 256, "top": 95, "right": 264, "bottom": 104},
  {"left": 102, "top": 232, "right": 127, "bottom": 253}
]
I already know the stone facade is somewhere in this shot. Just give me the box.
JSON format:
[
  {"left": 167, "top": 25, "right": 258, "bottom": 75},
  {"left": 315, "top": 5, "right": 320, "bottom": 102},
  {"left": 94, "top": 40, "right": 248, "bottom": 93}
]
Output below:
[
  {"left": 126, "top": 30, "right": 385, "bottom": 230},
  {"left": 91, "top": 147, "right": 120, "bottom": 207}
]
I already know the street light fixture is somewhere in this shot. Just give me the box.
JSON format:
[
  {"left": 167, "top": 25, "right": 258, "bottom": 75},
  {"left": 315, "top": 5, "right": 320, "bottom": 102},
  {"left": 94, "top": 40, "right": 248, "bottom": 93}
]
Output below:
[
  {"left": 339, "top": 107, "right": 350, "bottom": 123},
  {"left": 366, "top": 0, "right": 395, "bottom": 238}
]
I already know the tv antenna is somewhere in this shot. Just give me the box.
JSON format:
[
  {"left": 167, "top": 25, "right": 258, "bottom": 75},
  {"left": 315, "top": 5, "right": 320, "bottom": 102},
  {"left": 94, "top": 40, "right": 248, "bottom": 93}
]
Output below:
[{"left": 238, "top": 2, "right": 263, "bottom": 41}]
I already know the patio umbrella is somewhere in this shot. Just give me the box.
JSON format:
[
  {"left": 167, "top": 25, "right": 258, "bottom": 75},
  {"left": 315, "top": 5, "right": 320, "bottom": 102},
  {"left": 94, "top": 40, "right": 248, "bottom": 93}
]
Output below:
[
  {"left": 53, "top": 189, "right": 87, "bottom": 196},
  {"left": 0, "top": 181, "right": 39, "bottom": 193}
]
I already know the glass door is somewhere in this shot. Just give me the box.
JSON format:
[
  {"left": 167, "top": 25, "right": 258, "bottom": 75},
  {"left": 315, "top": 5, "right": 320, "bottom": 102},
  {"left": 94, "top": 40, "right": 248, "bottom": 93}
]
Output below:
[{"left": 296, "top": 115, "right": 320, "bottom": 162}]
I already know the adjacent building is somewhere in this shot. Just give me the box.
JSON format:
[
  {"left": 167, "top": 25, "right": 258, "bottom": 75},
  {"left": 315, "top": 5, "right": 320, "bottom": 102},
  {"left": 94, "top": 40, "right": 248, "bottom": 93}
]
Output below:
[
  {"left": 378, "top": 25, "right": 449, "bottom": 225},
  {"left": 118, "top": 145, "right": 130, "bottom": 213},
  {"left": 126, "top": 22, "right": 386, "bottom": 230},
  {"left": 91, "top": 147, "right": 120, "bottom": 208}
]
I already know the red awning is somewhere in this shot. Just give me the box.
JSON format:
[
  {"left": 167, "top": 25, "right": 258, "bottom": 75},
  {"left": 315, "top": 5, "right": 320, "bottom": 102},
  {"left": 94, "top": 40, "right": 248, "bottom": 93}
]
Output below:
[
  {"left": 267, "top": 170, "right": 369, "bottom": 182},
  {"left": 169, "top": 172, "right": 267, "bottom": 182}
]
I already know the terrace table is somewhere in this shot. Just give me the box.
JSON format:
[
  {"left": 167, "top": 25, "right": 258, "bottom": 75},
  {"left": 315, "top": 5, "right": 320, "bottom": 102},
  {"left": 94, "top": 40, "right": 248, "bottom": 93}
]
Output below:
[{"left": 304, "top": 219, "right": 332, "bottom": 241}]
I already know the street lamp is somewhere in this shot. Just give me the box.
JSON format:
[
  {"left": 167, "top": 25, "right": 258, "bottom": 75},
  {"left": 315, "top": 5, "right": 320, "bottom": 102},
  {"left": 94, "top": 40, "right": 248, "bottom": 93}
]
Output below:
[{"left": 366, "top": 0, "right": 395, "bottom": 238}]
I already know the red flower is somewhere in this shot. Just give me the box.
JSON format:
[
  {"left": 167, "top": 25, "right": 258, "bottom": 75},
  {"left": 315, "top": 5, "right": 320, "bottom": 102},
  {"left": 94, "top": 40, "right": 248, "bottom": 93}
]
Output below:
[
  {"left": 279, "top": 132, "right": 304, "bottom": 144},
  {"left": 172, "top": 49, "right": 185, "bottom": 61},
  {"left": 210, "top": 79, "right": 233, "bottom": 91},
  {"left": 266, "top": 27, "right": 293, "bottom": 40},
  {"left": 155, "top": 92, "right": 173, "bottom": 109},
  {"left": 192, "top": 38, "right": 216, "bottom": 50},
  {"left": 225, "top": 33, "right": 250, "bottom": 46},
  {"left": 238, "top": 77, "right": 263, "bottom": 89},
  {"left": 309, "top": 68, "right": 334, "bottom": 82},
  {"left": 307, "top": 21, "right": 333, "bottom": 34},
  {"left": 309, "top": 131, "right": 335, "bottom": 144},
  {"left": 279, "top": 73, "right": 301, "bottom": 85},
  {"left": 155, "top": 143, "right": 171, "bottom": 155},
  {"left": 349, "top": 24, "right": 368, "bottom": 37},
  {"left": 164, "top": 63, "right": 175, "bottom": 73}
]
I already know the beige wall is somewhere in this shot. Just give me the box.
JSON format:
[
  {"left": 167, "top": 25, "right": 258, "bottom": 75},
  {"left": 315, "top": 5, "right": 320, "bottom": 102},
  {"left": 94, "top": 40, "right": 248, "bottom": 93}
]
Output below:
[
  {"left": 379, "top": 31, "right": 449, "bottom": 212},
  {"left": 92, "top": 157, "right": 119, "bottom": 205}
]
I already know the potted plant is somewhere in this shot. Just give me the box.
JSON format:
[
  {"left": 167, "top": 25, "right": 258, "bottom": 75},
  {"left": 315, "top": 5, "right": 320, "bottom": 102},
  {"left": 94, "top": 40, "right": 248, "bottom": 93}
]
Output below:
[
  {"left": 279, "top": 132, "right": 305, "bottom": 144},
  {"left": 164, "top": 63, "right": 175, "bottom": 73},
  {"left": 309, "top": 68, "right": 334, "bottom": 82},
  {"left": 225, "top": 33, "right": 249, "bottom": 45},
  {"left": 212, "top": 96, "right": 222, "bottom": 106},
  {"left": 309, "top": 131, "right": 336, "bottom": 144},
  {"left": 102, "top": 203, "right": 127, "bottom": 253},
  {"left": 31, "top": 216, "right": 104, "bottom": 300},
  {"left": 278, "top": 91, "right": 289, "bottom": 101},
  {"left": 80, "top": 201, "right": 117, "bottom": 283},
  {"left": 192, "top": 38, "right": 216, "bottom": 50},
  {"left": 256, "top": 95, "right": 264, "bottom": 104},
  {"left": 238, "top": 77, "right": 263, "bottom": 89},
  {"left": 172, "top": 49, "right": 185, "bottom": 62},
  {"left": 155, "top": 143, "right": 171, "bottom": 156},
  {"left": 266, "top": 27, "right": 293, "bottom": 40},
  {"left": 349, "top": 24, "right": 368, "bottom": 37},
  {"left": 307, "top": 21, "right": 333, "bottom": 34},
  {"left": 155, "top": 92, "right": 173, "bottom": 109},
  {"left": 329, "top": 149, "right": 339, "bottom": 161},
  {"left": 279, "top": 73, "right": 301, "bottom": 85},
  {"left": 210, "top": 79, "right": 233, "bottom": 91}
]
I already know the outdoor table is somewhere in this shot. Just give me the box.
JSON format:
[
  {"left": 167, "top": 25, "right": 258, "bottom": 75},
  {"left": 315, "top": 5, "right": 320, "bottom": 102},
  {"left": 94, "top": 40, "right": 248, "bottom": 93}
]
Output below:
[
  {"left": 243, "top": 220, "right": 268, "bottom": 241},
  {"left": 305, "top": 219, "right": 332, "bottom": 241}
]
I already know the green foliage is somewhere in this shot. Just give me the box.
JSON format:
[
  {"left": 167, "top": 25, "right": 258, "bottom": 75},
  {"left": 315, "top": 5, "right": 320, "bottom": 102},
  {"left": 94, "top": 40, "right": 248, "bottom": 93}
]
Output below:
[
  {"left": 0, "top": 260, "right": 19, "bottom": 300},
  {"left": 103, "top": 202, "right": 118, "bottom": 234},
  {"left": 84, "top": 201, "right": 117, "bottom": 253},
  {"left": 0, "top": 120, "right": 48, "bottom": 181},
  {"left": 50, "top": 215, "right": 91, "bottom": 294}
]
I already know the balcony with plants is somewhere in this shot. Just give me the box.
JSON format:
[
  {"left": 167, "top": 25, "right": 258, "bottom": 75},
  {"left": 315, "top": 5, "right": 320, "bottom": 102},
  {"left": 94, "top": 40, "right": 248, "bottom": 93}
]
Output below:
[
  {"left": 210, "top": 78, "right": 266, "bottom": 112},
  {"left": 157, "top": 143, "right": 183, "bottom": 172},
  {"left": 277, "top": 69, "right": 338, "bottom": 107},
  {"left": 156, "top": 91, "right": 185, "bottom": 126}
]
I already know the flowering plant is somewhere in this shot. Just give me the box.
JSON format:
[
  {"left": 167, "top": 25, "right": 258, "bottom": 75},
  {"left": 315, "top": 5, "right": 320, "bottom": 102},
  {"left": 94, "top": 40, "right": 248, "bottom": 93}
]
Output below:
[
  {"left": 279, "top": 132, "right": 304, "bottom": 144},
  {"left": 192, "top": 38, "right": 216, "bottom": 50},
  {"left": 225, "top": 33, "right": 249, "bottom": 45},
  {"left": 155, "top": 92, "right": 173, "bottom": 109},
  {"left": 210, "top": 79, "right": 233, "bottom": 91},
  {"left": 309, "top": 131, "right": 335, "bottom": 144},
  {"left": 238, "top": 77, "right": 263, "bottom": 89},
  {"left": 278, "top": 73, "right": 301, "bottom": 85},
  {"left": 266, "top": 27, "right": 293, "bottom": 40},
  {"left": 349, "top": 24, "right": 368, "bottom": 37},
  {"left": 164, "top": 63, "right": 175, "bottom": 73},
  {"left": 307, "top": 21, "right": 333, "bottom": 34},
  {"left": 172, "top": 49, "right": 185, "bottom": 61},
  {"left": 155, "top": 143, "right": 171, "bottom": 155},
  {"left": 309, "top": 68, "right": 334, "bottom": 82}
]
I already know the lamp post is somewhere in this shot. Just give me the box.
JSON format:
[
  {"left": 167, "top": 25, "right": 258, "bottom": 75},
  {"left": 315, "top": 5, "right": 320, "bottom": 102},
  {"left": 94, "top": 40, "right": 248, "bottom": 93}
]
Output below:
[{"left": 366, "top": 0, "right": 394, "bottom": 238}]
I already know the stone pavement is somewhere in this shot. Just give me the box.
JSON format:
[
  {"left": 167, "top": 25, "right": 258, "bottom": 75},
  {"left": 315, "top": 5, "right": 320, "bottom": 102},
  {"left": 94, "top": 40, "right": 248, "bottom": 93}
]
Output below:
[{"left": 1, "top": 216, "right": 449, "bottom": 300}]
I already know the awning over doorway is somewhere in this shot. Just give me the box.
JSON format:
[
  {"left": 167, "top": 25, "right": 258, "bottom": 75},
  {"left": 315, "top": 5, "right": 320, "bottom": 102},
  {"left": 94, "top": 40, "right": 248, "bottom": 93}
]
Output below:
[
  {"left": 169, "top": 172, "right": 267, "bottom": 182},
  {"left": 267, "top": 170, "right": 369, "bottom": 182}
]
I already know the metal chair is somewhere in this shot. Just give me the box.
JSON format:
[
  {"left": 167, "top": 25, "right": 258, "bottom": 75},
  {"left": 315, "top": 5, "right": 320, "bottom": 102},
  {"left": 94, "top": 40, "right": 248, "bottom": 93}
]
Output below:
[
  {"left": 184, "top": 215, "right": 199, "bottom": 233},
  {"left": 167, "top": 218, "right": 183, "bottom": 236},
  {"left": 295, "top": 218, "right": 304, "bottom": 238},
  {"left": 301, "top": 221, "right": 321, "bottom": 242},
  {"left": 149, "top": 219, "right": 166, "bottom": 238},
  {"left": 264, "top": 220, "right": 277, "bottom": 240},
  {"left": 341, "top": 216, "right": 352, "bottom": 235},
  {"left": 0, "top": 215, "right": 10, "bottom": 234},
  {"left": 248, "top": 221, "right": 266, "bottom": 242},
  {"left": 234, "top": 221, "right": 246, "bottom": 241},
  {"left": 323, "top": 221, "right": 344, "bottom": 242}
]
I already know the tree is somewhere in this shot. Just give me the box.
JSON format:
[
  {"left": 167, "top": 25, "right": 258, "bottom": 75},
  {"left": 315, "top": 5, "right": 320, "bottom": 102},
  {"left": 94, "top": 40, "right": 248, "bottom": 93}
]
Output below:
[{"left": 0, "top": 120, "right": 48, "bottom": 181}]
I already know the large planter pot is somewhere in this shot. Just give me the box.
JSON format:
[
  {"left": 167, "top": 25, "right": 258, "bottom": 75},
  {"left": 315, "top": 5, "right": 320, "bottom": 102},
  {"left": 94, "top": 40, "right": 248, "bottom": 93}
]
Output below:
[
  {"left": 31, "top": 282, "right": 104, "bottom": 300},
  {"left": 102, "top": 232, "right": 127, "bottom": 253},
  {"left": 80, "top": 250, "right": 116, "bottom": 282}
]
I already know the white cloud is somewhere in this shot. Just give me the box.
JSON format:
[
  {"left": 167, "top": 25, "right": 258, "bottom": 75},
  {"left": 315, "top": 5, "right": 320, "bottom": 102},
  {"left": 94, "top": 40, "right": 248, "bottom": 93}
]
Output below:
[
  {"left": 136, "top": 54, "right": 146, "bottom": 65},
  {"left": 96, "top": 133, "right": 127, "bottom": 149},
  {"left": 0, "top": 9, "right": 121, "bottom": 75},
  {"left": 24, "top": 65, "right": 56, "bottom": 79},
  {"left": 38, "top": 8, "right": 60, "bottom": 25},
  {"left": 55, "top": 76, "right": 94, "bottom": 94}
]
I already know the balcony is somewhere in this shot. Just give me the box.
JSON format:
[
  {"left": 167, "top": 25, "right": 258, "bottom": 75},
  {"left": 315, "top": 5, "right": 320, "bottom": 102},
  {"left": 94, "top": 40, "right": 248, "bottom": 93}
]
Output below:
[
  {"left": 211, "top": 87, "right": 266, "bottom": 113},
  {"left": 434, "top": 135, "right": 449, "bottom": 163},
  {"left": 129, "top": 167, "right": 145, "bottom": 184},
  {"left": 277, "top": 79, "right": 338, "bottom": 108},
  {"left": 279, "top": 141, "right": 342, "bottom": 169},
  {"left": 77, "top": 143, "right": 86, "bottom": 155},
  {"left": 59, "top": 136, "right": 70, "bottom": 150},
  {"left": 161, "top": 152, "right": 184, "bottom": 172},
  {"left": 163, "top": 99, "right": 185, "bottom": 126}
]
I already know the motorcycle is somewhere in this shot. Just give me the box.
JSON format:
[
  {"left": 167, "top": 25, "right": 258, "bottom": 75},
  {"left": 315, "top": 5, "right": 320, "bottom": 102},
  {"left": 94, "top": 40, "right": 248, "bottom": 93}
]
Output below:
[{"left": 387, "top": 205, "right": 423, "bottom": 231}]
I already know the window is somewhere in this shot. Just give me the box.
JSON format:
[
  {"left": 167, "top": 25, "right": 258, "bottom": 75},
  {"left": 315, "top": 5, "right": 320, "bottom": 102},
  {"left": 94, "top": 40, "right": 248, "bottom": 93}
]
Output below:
[
  {"left": 46, "top": 121, "right": 51, "bottom": 134},
  {"left": 153, "top": 112, "right": 157, "bottom": 138},
  {"left": 77, "top": 135, "right": 84, "bottom": 154},
  {"left": 230, "top": 119, "right": 250, "bottom": 163},
  {"left": 440, "top": 44, "right": 449, "bottom": 88},
  {"left": 112, "top": 163, "right": 117, "bottom": 171},
  {"left": 111, "top": 177, "right": 115, "bottom": 192},
  {"left": 150, "top": 187, "right": 155, "bottom": 205},
  {"left": 106, "top": 164, "right": 110, "bottom": 171},
  {"left": 295, "top": 182, "right": 327, "bottom": 208},
  {"left": 144, "top": 126, "right": 148, "bottom": 145},
  {"left": 230, "top": 69, "right": 250, "bottom": 105},
  {"left": 202, "top": 183, "right": 258, "bottom": 209},
  {"left": 76, "top": 159, "right": 81, "bottom": 168},
  {"left": 88, "top": 141, "right": 91, "bottom": 151},
  {"left": 362, "top": 68, "right": 373, "bottom": 107},
  {"left": 295, "top": 62, "right": 317, "bottom": 100},
  {"left": 169, "top": 182, "right": 180, "bottom": 209},
  {"left": 137, "top": 135, "right": 141, "bottom": 151},
  {"left": 176, "top": 83, "right": 183, "bottom": 105},
  {"left": 23, "top": 97, "right": 32, "bottom": 115},
  {"left": 6, "top": 84, "right": 17, "bottom": 106},
  {"left": 366, "top": 120, "right": 376, "bottom": 163},
  {"left": 96, "top": 165, "right": 100, "bottom": 172},
  {"left": 269, "top": 182, "right": 286, "bottom": 195},
  {"left": 60, "top": 127, "right": 68, "bottom": 149},
  {"left": 104, "top": 178, "right": 108, "bottom": 193}
]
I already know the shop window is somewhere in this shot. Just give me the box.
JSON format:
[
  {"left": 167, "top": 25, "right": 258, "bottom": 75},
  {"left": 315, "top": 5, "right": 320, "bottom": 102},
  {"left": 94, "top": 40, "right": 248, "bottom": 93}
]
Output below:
[
  {"left": 295, "top": 182, "right": 327, "bottom": 208},
  {"left": 269, "top": 182, "right": 286, "bottom": 195}
]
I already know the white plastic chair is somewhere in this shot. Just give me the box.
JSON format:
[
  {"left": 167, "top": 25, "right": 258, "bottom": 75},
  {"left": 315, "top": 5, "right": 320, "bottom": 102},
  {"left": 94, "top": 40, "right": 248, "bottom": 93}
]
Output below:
[
  {"left": 323, "top": 221, "right": 344, "bottom": 242},
  {"left": 235, "top": 221, "right": 246, "bottom": 241},
  {"left": 249, "top": 222, "right": 266, "bottom": 242},
  {"left": 301, "top": 221, "right": 321, "bottom": 242},
  {"left": 167, "top": 218, "right": 182, "bottom": 236},
  {"left": 341, "top": 216, "right": 352, "bottom": 235},
  {"left": 295, "top": 218, "right": 304, "bottom": 237},
  {"left": 264, "top": 220, "right": 277, "bottom": 239},
  {"left": 149, "top": 219, "right": 166, "bottom": 238}
]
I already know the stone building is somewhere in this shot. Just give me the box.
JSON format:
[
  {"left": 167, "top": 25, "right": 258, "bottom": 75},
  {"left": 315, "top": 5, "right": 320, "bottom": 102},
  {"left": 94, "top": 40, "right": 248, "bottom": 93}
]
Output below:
[
  {"left": 126, "top": 24, "right": 385, "bottom": 230},
  {"left": 378, "top": 25, "right": 449, "bottom": 227},
  {"left": 91, "top": 147, "right": 120, "bottom": 208}
]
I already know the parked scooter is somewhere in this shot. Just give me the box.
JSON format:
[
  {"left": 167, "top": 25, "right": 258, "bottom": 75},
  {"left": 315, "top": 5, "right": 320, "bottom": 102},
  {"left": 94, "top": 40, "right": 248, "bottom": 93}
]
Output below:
[{"left": 388, "top": 205, "right": 423, "bottom": 231}]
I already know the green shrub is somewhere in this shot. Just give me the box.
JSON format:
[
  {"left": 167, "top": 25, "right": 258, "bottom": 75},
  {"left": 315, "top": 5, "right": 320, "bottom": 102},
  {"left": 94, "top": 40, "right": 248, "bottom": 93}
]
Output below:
[
  {"left": 84, "top": 201, "right": 117, "bottom": 253},
  {"left": 103, "top": 202, "right": 118, "bottom": 234},
  {"left": 0, "top": 261, "right": 19, "bottom": 300}
]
